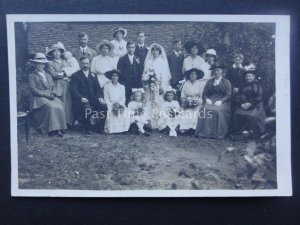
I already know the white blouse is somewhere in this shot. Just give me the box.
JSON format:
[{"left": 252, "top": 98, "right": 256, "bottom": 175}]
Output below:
[
  {"left": 181, "top": 79, "right": 207, "bottom": 99},
  {"left": 104, "top": 82, "right": 126, "bottom": 109},
  {"left": 111, "top": 39, "right": 127, "bottom": 58},
  {"left": 182, "top": 55, "right": 205, "bottom": 73},
  {"left": 200, "top": 62, "right": 213, "bottom": 80},
  {"left": 90, "top": 55, "right": 117, "bottom": 75},
  {"left": 161, "top": 100, "right": 180, "bottom": 113}
]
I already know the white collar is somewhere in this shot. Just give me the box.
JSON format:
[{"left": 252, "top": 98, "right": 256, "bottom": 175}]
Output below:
[
  {"left": 82, "top": 70, "right": 89, "bottom": 77},
  {"left": 233, "top": 64, "right": 243, "bottom": 69},
  {"left": 174, "top": 50, "right": 181, "bottom": 56},
  {"left": 128, "top": 54, "right": 134, "bottom": 58},
  {"left": 138, "top": 43, "right": 144, "bottom": 48},
  {"left": 213, "top": 76, "right": 222, "bottom": 85}
]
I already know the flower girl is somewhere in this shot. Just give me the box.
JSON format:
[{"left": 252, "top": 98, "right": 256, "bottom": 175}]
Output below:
[
  {"left": 128, "top": 88, "right": 151, "bottom": 136},
  {"left": 158, "top": 88, "right": 181, "bottom": 136}
]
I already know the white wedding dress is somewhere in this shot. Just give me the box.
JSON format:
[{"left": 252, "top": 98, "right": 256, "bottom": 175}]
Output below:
[{"left": 142, "top": 43, "right": 172, "bottom": 129}]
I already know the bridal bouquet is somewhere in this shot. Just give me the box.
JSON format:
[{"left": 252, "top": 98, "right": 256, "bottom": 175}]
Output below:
[
  {"left": 168, "top": 107, "right": 179, "bottom": 118},
  {"left": 182, "top": 96, "right": 198, "bottom": 109},
  {"left": 112, "top": 103, "right": 125, "bottom": 116},
  {"left": 134, "top": 105, "right": 145, "bottom": 116},
  {"left": 142, "top": 67, "right": 159, "bottom": 91}
]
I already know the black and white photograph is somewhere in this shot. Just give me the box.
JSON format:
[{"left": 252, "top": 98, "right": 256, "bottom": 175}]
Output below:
[{"left": 7, "top": 14, "right": 291, "bottom": 197}]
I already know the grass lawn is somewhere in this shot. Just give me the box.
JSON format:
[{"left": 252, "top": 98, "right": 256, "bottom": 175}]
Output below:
[{"left": 17, "top": 126, "right": 276, "bottom": 191}]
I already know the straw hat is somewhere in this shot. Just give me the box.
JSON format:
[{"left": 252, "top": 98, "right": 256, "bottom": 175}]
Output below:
[
  {"left": 30, "top": 53, "right": 50, "bottom": 63},
  {"left": 45, "top": 42, "right": 65, "bottom": 57},
  {"left": 113, "top": 27, "right": 127, "bottom": 38},
  {"left": 96, "top": 40, "right": 115, "bottom": 53}
]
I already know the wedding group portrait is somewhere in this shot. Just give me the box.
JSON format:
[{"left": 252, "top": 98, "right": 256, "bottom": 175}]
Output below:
[{"left": 8, "top": 15, "right": 291, "bottom": 197}]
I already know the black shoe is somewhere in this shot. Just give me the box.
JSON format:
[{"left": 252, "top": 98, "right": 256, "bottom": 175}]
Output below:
[
  {"left": 84, "top": 130, "right": 94, "bottom": 135},
  {"left": 48, "top": 131, "right": 55, "bottom": 137},
  {"left": 143, "top": 131, "right": 151, "bottom": 137}
]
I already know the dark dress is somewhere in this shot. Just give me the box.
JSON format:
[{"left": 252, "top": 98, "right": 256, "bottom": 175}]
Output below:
[
  {"left": 195, "top": 77, "right": 232, "bottom": 138},
  {"left": 28, "top": 70, "right": 67, "bottom": 134},
  {"left": 117, "top": 54, "right": 141, "bottom": 104},
  {"left": 70, "top": 70, "right": 108, "bottom": 132},
  {"left": 231, "top": 82, "right": 266, "bottom": 136}
]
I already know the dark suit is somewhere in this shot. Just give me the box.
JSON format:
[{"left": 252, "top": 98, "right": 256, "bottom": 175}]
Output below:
[
  {"left": 117, "top": 54, "right": 141, "bottom": 104},
  {"left": 71, "top": 46, "right": 97, "bottom": 63},
  {"left": 226, "top": 65, "right": 245, "bottom": 89},
  {"left": 70, "top": 70, "right": 107, "bottom": 132},
  {"left": 167, "top": 51, "right": 184, "bottom": 88},
  {"left": 134, "top": 44, "right": 148, "bottom": 79}
]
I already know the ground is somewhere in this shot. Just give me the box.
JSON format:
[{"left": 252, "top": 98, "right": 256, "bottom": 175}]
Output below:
[{"left": 17, "top": 127, "right": 276, "bottom": 190}]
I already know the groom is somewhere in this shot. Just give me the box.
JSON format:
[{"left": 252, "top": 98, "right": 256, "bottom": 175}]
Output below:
[{"left": 117, "top": 41, "right": 141, "bottom": 105}]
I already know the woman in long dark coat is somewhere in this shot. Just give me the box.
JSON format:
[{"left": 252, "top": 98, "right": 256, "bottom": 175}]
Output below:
[
  {"left": 28, "top": 53, "right": 67, "bottom": 137},
  {"left": 231, "top": 70, "right": 266, "bottom": 138},
  {"left": 194, "top": 64, "right": 232, "bottom": 138}
]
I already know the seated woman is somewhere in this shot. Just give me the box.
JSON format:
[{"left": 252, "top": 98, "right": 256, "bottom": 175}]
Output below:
[
  {"left": 28, "top": 53, "right": 67, "bottom": 137},
  {"left": 231, "top": 70, "right": 266, "bottom": 139},
  {"left": 179, "top": 68, "right": 206, "bottom": 134},
  {"left": 103, "top": 69, "right": 130, "bottom": 134},
  {"left": 194, "top": 63, "right": 232, "bottom": 139}
]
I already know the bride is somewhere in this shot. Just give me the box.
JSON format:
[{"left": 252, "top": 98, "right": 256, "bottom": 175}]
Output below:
[{"left": 142, "top": 43, "right": 172, "bottom": 129}]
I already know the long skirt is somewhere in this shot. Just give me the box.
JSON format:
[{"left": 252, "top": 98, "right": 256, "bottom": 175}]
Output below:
[
  {"left": 57, "top": 80, "right": 73, "bottom": 125},
  {"left": 144, "top": 88, "right": 163, "bottom": 129},
  {"left": 231, "top": 105, "right": 266, "bottom": 135},
  {"left": 195, "top": 103, "right": 231, "bottom": 138},
  {"left": 104, "top": 109, "right": 130, "bottom": 134},
  {"left": 32, "top": 98, "right": 67, "bottom": 134},
  {"left": 179, "top": 107, "right": 199, "bottom": 130}
]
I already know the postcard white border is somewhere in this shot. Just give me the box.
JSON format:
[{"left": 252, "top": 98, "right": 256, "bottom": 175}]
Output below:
[{"left": 7, "top": 14, "right": 292, "bottom": 197}]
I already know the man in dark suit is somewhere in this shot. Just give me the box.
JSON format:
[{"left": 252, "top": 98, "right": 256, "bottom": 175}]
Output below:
[
  {"left": 70, "top": 57, "right": 107, "bottom": 134},
  {"left": 134, "top": 31, "right": 148, "bottom": 79},
  {"left": 117, "top": 41, "right": 141, "bottom": 105},
  {"left": 71, "top": 32, "right": 97, "bottom": 63}
]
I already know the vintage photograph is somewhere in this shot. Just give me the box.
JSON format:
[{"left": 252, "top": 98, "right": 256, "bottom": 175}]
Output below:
[{"left": 7, "top": 15, "right": 291, "bottom": 197}]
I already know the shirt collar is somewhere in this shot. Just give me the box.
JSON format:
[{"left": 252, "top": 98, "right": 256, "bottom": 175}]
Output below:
[
  {"left": 233, "top": 64, "right": 243, "bottom": 69},
  {"left": 138, "top": 43, "right": 144, "bottom": 48},
  {"left": 80, "top": 46, "right": 87, "bottom": 51},
  {"left": 174, "top": 50, "right": 181, "bottom": 56}
]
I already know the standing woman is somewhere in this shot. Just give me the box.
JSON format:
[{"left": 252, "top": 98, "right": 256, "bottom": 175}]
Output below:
[
  {"left": 103, "top": 69, "right": 130, "bottom": 134},
  {"left": 28, "top": 53, "right": 67, "bottom": 137},
  {"left": 200, "top": 49, "right": 217, "bottom": 83},
  {"left": 91, "top": 40, "right": 117, "bottom": 88},
  {"left": 142, "top": 43, "right": 172, "bottom": 129},
  {"left": 182, "top": 41, "right": 205, "bottom": 74},
  {"left": 179, "top": 68, "right": 206, "bottom": 134},
  {"left": 195, "top": 64, "right": 232, "bottom": 139},
  {"left": 46, "top": 42, "right": 73, "bottom": 126},
  {"left": 231, "top": 70, "right": 266, "bottom": 138},
  {"left": 111, "top": 27, "right": 128, "bottom": 61}
]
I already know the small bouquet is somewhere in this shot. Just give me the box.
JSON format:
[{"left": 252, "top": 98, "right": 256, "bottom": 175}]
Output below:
[
  {"left": 134, "top": 105, "right": 145, "bottom": 116},
  {"left": 182, "top": 96, "right": 198, "bottom": 109},
  {"left": 112, "top": 103, "right": 125, "bottom": 116},
  {"left": 142, "top": 67, "right": 159, "bottom": 91},
  {"left": 168, "top": 107, "right": 179, "bottom": 118}
]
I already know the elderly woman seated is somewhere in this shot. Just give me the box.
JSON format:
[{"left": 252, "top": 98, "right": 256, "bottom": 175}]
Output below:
[
  {"left": 28, "top": 53, "right": 67, "bottom": 137},
  {"left": 194, "top": 63, "right": 232, "bottom": 139},
  {"left": 230, "top": 69, "right": 266, "bottom": 139}
]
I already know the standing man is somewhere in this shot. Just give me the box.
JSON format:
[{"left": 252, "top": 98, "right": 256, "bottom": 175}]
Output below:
[
  {"left": 71, "top": 32, "right": 97, "bottom": 63},
  {"left": 70, "top": 57, "right": 107, "bottom": 134},
  {"left": 117, "top": 41, "right": 141, "bottom": 105},
  {"left": 134, "top": 31, "right": 148, "bottom": 77},
  {"left": 167, "top": 38, "right": 185, "bottom": 89}
]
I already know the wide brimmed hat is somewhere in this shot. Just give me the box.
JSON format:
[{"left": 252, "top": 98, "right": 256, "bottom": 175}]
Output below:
[
  {"left": 30, "top": 52, "right": 50, "bottom": 63},
  {"left": 46, "top": 42, "right": 65, "bottom": 57},
  {"left": 113, "top": 27, "right": 127, "bottom": 38},
  {"left": 184, "top": 41, "right": 205, "bottom": 55},
  {"left": 184, "top": 68, "right": 205, "bottom": 80},
  {"left": 209, "top": 62, "right": 226, "bottom": 70},
  {"left": 243, "top": 63, "right": 257, "bottom": 75},
  {"left": 96, "top": 40, "right": 115, "bottom": 53},
  {"left": 105, "top": 69, "right": 122, "bottom": 80}
]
